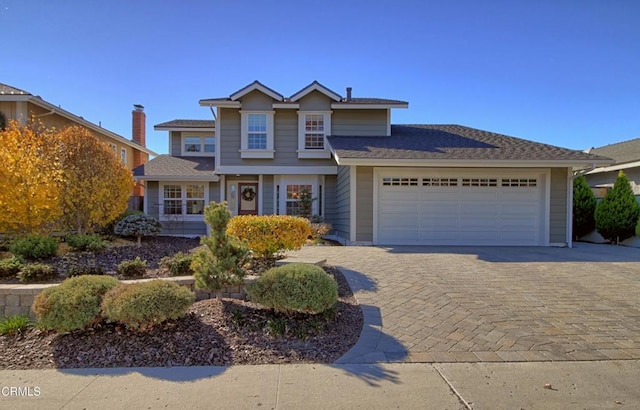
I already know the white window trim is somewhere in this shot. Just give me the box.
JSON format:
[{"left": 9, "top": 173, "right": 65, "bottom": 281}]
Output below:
[
  {"left": 275, "top": 175, "right": 320, "bottom": 216},
  {"left": 158, "top": 182, "right": 209, "bottom": 221},
  {"left": 182, "top": 135, "right": 215, "bottom": 157},
  {"left": 120, "top": 148, "right": 127, "bottom": 165},
  {"left": 240, "top": 110, "right": 275, "bottom": 159},
  {"left": 297, "top": 111, "right": 331, "bottom": 159}
]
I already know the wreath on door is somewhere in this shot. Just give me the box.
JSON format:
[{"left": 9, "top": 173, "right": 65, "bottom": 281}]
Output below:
[{"left": 241, "top": 187, "right": 256, "bottom": 201}]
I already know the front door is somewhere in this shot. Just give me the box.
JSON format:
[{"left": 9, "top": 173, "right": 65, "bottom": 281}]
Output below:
[{"left": 238, "top": 183, "right": 258, "bottom": 215}]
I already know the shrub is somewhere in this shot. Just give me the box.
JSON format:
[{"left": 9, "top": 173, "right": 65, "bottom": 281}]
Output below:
[
  {"left": 114, "top": 213, "right": 162, "bottom": 246},
  {"left": 32, "top": 275, "right": 120, "bottom": 333},
  {"left": 100, "top": 210, "right": 142, "bottom": 236},
  {"left": 18, "top": 263, "right": 57, "bottom": 283},
  {"left": 246, "top": 263, "right": 338, "bottom": 315},
  {"left": 227, "top": 215, "right": 311, "bottom": 259},
  {"left": 0, "top": 314, "right": 32, "bottom": 336},
  {"left": 101, "top": 280, "right": 194, "bottom": 331},
  {"left": 573, "top": 175, "right": 597, "bottom": 239},
  {"left": 0, "top": 256, "right": 24, "bottom": 278},
  {"left": 117, "top": 257, "right": 147, "bottom": 278},
  {"left": 66, "top": 262, "right": 105, "bottom": 278},
  {"left": 310, "top": 223, "right": 332, "bottom": 240},
  {"left": 192, "top": 202, "right": 249, "bottom": 296},
  {"left": 65, "top": 234, "right": 107, "bottom": 252},
  {"left": 10, "top": 235, "right": 58, "bottom": 260},
  {"left": 160, "top": 252, "right": 194, "bottom": 276},
  {"left": 595, "top": 171, "right": 640, "bottom": 243}
]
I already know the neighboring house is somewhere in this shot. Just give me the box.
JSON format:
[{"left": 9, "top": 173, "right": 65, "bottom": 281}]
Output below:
[
  {"left": 135, "top": 80, "right": 610, "bottom": 246},
  {"left": 582, "top": 138, "right": 640, "bottom": 246},
  {"left": 0, "top": 82, "right": 157, "bottom": 209}
]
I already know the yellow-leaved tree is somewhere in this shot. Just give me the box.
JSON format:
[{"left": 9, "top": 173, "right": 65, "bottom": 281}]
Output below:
[
  {"left": 56, "top": 125, "right": 134, "bottom": 234},
  {"left": 0, "top": 120, "right": 63, "bottom": 234}
]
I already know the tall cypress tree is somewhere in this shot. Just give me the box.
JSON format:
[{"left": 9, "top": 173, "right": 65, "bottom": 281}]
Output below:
[
  {"left": 573, "top": 175, "right": 597, "bottom": 239},
  {"left": 595, "top": 171, "right": 640, "bottom": 243}
]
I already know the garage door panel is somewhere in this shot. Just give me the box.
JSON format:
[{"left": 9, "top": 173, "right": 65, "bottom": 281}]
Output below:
[{"left": 377, "top": 171, "right": 545, "bottom": 246}]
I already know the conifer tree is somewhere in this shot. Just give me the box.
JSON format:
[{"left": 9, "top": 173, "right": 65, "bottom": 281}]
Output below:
[
  {"left": 191, "top": 202, "right": 249, "bottom": 297},
  {"left": 595, "top": 171, "right": 640, "bottom": 243},
  {"left": 572, "top": 175, "right": 597, "bottom": 239}
]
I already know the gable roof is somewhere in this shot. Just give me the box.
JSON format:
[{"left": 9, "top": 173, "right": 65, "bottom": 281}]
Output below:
[
  {"left": 154, "top": 119, "right": 215, "bottom": 131},
  {"left": 133, "top": 155, "right": 218, "bottom": 181},
  {"left": 0, "top": 82, "right": 157, "bottom": 156},
  {"left": 229, "top": 80, "right": 284, "bottom": 101},
  {"left": 327, "top": 124, "right": 612, "bottom": 167},
  {"left": 290, "top": 81, "right": 342, "bottom": 102},
  {"left": 0, "top": 83, "right": 30, "bottom": 95},
  {"left": 588, "top": 138, "right": 640, "bottom": 166}
]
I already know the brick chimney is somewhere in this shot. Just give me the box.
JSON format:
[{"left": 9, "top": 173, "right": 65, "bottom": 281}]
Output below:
[{"left": 131, "top": 104, "right": 148, "bottom": 206}]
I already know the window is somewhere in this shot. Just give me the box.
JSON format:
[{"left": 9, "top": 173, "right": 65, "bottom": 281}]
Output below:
[
  {"left": 240, "top": 111, "right": 275, "bottom": 158},
  {"left": 423, "top": 178, "right": 458, "bottom": 187},
  {"left": 297, "top": 111, "right": 331, "bottom": 158},
  {"left": 286, "top": 184, "right": 312, "bottom": 216},
  {"left": 462, "top": 178, "right": 497, "bottom": 187},
  {"left": 120, "top": 148, "right": 127, "bottom": 165},
  {"left": 161, "top": 183, "right": 206, "bottom": 219},
  {"left": 501, "top": 178, "right": 537, "bottom": 187},
  {"left": 183, "top": 136, "right": 215, "bottom": 156},
  {"left": 382, "top": 177, "right": 418, "bottom": 186},
  {"left": 109, "top": 143, "right": 117, "bottom": 156}
]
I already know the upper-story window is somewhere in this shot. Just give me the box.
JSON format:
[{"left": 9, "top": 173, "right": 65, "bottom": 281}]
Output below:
[
  {"left": 109, "top": 143, "right": 117, "bottom": 156},
  {"left": 120, "top": 148, "right": 127, "bottom": 165},
  {"left": 183, "top": 136, "right": 215, "bottom": 156},
  {"left": 240, "top": 111, "right": 275, "bottom": 159},
  {"left": 297, "top": 111, "right": 331, "bottom": 159}
]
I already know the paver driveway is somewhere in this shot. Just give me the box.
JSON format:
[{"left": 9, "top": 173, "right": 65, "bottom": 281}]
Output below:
[{"left": 291, "top": 243, "right": 640, "bottom": 363}]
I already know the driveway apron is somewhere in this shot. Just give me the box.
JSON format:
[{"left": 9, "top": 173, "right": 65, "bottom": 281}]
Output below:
[{"left": 291, "top": 243, "right": 640, "bottom": 363}]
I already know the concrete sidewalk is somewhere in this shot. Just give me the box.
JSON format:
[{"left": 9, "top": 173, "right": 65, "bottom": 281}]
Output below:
[{"left": 1, "top": 361, "right": 639, "bottom": 409}]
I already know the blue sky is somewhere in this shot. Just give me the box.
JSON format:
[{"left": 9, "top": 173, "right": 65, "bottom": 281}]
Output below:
[{"left": 1, "top": 0, "right": 638, "bottom": 155}]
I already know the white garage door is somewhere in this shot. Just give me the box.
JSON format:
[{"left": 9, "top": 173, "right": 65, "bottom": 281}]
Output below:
[{"left": 376, "top": 170, "right": 546, "bottom": 246}]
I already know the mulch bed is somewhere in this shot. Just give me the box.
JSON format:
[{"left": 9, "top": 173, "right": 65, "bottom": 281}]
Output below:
[{"left": 0, "top": 266, "right": 363, "bottom": 369}]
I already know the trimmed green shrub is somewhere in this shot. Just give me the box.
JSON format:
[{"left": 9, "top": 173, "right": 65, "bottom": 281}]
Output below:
[
  {"left": 32, "top": 275, "right": 120, "bottom": 333},
  {"left": 114, "top": 213, "right": 162, "bottom": 246},
  {"left": 0, "top": 314, "right": 32, "bottom": 336},
  {"left": 100, "top": 209, "right": 142, "bottom": 236},
  {"left": 160, "top": 252, "right": 194, "bottom": 276},
  {"left": 18, "top": 263, "right": 57, "bottom": 283},
  {"left": 227, "top": 215, "right": 311, "bottom": 259},
  {"left": 66, "top": 262, "right": 105, "bottom": 278},
  {"left": 246, "top": 263, "right": 338, "bottom": 315},
  {"left": 117, "top": 257, "right": 147, "bottom": 278},
  {"left": 65, "top": 234, "right": 107, "bottom": 252},
  {"left": 0, "top": 256, "right": 24, "bottom": 278},
  {"left": 10, "top": 235, "right": 58, "bottom": 260},
  {"left": 101, "top": 280, "right": 194, "bottom": 331},
  {"left": 573, "top": 175, "right": 597, "bottom": 239},
  {"left": 192, "top": 202, "right": 249, "bottom": 296},
  {"left": 595, "top": 171, "right": 640, "bottom": 243}
]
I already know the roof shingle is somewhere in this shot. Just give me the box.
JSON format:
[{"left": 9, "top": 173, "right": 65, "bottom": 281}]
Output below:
[
  {"left": 588, "top": 138, "right": 640, "bottom": 165},
  {"left": 133, "top": 155, "right": 216, "bottom": 178},
  {"left": 327, "top": 125, "right": 612, "bottom": 163},
  {"left": 0, "top": 83, "right": 30, "bottom": 95},
  {"left": 154, "top": 119, "right": 215, "bottom": 129}
]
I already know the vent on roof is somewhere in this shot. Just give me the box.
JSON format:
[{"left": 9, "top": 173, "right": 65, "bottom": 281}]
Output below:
[{"left": 346, "top": 87, "right": 352, "bottom": 102}]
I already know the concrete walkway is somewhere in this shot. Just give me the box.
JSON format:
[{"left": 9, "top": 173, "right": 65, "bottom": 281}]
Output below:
[
  {"left": 293, "top": 243, "right": 640, "bottom": 364},
  {"left": 1, "top": 361, "right": 639, "bottom": 409}
]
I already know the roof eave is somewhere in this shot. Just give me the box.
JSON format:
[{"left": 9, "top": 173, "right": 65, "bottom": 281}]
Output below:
[
  {"left": 154, "top": 126, "right": 215, "bottom": 132},
  {"left": 134, "top": 174, "right": 220, "bottom": 182},
  {"left": 332, "top": 157, "right": 613, "bottom": 168},
  {"left": 198, "top": 99, "right": 241, "bottom": 108},
  {"left": 330, "top": 103, "right": 409, "bottom": 109}
]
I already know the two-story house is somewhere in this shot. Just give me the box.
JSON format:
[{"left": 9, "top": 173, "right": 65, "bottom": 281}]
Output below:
[
  {"left": 135, "top": 80, "right": 610, "bottom": 246},
  {"left": 0, "top": 82, "right": 157, "bottom": 209}
]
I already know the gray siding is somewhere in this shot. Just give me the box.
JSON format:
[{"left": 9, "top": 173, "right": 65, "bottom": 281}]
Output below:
[
  {"left": 333, "top": 166, "right": 351, "bottom": 241},
  {"left": 241, "top": 90, "right": 274, "bottom": 110},
  {"left": 550, "top": 168, "right": 568, "bottom": 244},
  {"left": 146, "top": 181, "right": 160, "bottom": 218},
  {"left": 262, "top": 175, "right": 274, "bottom": 214},
  {"left": 332, "top": 109, "right": 388, "bottom": 136},
  {"left": 219, "top": 107, "right": 336, "bottom": 169},
  {"left": 298, "top": 91, "right": 331, "bottom": 111},
  {"left": 160, "top": 221, "right": 206, "bottom": 237},
  {"left": 170, "top": 131, "right": 181, "bottom": 156},
  {"left": 323, "top": 175, "right": 337, "bottom": 227},
  {"left": 355, "top": 167, "right": 374, "bottom": 242},
  {"left": 209, "top": 181, "right": 220, "bottom": 203}
]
